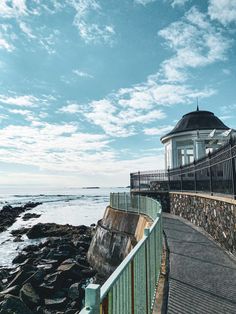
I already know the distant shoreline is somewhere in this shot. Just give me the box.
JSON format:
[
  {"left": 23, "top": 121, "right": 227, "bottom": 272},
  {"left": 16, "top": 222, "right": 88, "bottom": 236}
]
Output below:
[{"left": 82, "top": 187, "right": 100, "bottom": 189}]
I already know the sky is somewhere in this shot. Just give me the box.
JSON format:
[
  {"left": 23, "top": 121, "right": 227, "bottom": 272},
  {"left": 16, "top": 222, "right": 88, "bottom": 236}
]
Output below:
[{"left": 0, "top": 0, "right": 236, "bottom": 188}]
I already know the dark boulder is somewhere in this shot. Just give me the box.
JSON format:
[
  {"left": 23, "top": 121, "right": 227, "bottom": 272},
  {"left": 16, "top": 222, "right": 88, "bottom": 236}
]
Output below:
[
  {"left": 20, "top": 282, "right": 40, "bottom": 308},
  {"left": 23, "top": 213, "right": 41, "bottom": 221},
  {"left": 44, "top": 297, "right": 67, "bottom": 309},
  {"left": 0, "top": 294, "right": 33, "bottom": 314}
]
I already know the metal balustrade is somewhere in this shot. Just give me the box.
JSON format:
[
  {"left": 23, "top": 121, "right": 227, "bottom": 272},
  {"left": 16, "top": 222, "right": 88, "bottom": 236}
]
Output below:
[
  {"left": 130, "top": 138, "right": 236, "bottom": 199},
  {"left": 79, "top": 193, "right": 163, "bottom": 314}
]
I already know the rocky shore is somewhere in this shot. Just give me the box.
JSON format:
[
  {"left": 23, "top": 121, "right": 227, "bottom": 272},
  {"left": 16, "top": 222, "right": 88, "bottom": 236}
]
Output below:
[
  {"left": 0, "top": 220, "right": 96, "bottom": 313},
  {"left": 0, "top": 202, "right": 42, "bottom": 233}
]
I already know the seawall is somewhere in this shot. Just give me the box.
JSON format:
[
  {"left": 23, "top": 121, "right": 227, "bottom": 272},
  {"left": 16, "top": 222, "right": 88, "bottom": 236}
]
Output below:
[
  {"left": 87, "top": 206, "right": 152, "bottom": 280},
  {"left": 169, "top": 192, "right": 236, "bottom": 255}
]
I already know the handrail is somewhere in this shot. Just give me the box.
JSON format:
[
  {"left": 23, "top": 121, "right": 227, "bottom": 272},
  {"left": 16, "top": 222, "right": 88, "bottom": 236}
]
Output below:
[
  {"left": 79, "top": 193, "right": 163, "bottom": 314},
  {"left": 130, "top": 139, "right": 236, "bottom": 199}
]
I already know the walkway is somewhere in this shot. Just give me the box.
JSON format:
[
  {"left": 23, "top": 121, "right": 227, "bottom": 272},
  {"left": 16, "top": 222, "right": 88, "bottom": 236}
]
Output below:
[{"left": 163, "top": 213, "right": 236, "bottom": 314}]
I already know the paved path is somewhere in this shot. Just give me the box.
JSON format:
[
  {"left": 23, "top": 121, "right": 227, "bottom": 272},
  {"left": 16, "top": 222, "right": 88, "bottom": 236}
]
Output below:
[{"left": 163, "top": 213, "right": 236, "bottom": 314}]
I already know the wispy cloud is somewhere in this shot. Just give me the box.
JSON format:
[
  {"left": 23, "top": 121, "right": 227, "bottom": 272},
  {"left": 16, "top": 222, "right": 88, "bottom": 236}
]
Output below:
[
  {"left": 0, "top": 122, "right": 112, "bottom": 173},
  {"left": 0, "top": 95, "right": 39, "bottom": 107},
  {"left": 85, "top": 99, "right": 166, "bottom": 137},
  {"left": 159, "top": 7, "right": 231, "bottom": 82},
  {"left": 144, "top": 125, "right": 173, "bottom": 136},
  {"left": 19, "top": 22, "right": 36, "bottom": 39},
  {"left": 170, "top": 0, "right": 189, "bottom": 7},
  {"left": 134, "top": 0, "right": 157, "bottom": 5},
  {"left": 0, "top": 37, "right": 14, "bottom": 52},
  {"left": 0, "top": 0, "right": 28, "bottom": 18},
  {"left": 73, "top": 69, "right": 94, "bottom": 78},
  {"left": 59, "top": 103, "right": 81, "bottom": 114},
  {"left": 208, "top": 0, "right": 236, "bottom": 25},
  {"left": 67, "top": 0, "right": 115, "bottom": 44}
]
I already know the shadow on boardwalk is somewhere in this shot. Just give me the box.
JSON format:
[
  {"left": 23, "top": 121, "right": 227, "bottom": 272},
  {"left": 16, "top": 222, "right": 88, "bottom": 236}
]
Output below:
[{"left": 163, "top": 213, "right": 236, "bottom": 314}]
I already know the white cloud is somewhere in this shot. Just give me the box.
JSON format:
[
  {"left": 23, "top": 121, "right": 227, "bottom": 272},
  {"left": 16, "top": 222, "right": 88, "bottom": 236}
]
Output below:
[
  {"left": 73, "top": 69, "right": 94, "bottom": 78},
  {"left": 134, "top": 0, "right": 156, "bottom": 5},
  {"left": 0, "top": 0, "right": 28, "bottom": 18},
  {"left": 208, "top": 0, "right": 236, "bottom": 25},
  {"left": 159, "top": 7, "right": 231, "bottom": 82},
  {"left": 0, "top": 123, "right": 111, "bottom": 173},
  {"left": 59, "top": 103, "right": 81, "bottom": 114},
  {"left": 144, "top": 125, "right": 173, "bottom": 136},
  {"left": 8, "top": 109, "right": 32, "bottom": 116},
  {"left": 0, "top": 37, "right": 14, "bottom": 52},
  {"left": 19, "top": 22, "right": 36, "bottom": 39},
  {"left": 67, "top": 0, "right": 115, "bottom": 44},
  {"left": 85, "top": 99, "right": 166, "bottom": 137},
  {"left": 170, "top": 0, "right": 189, "bottom": 7},
  {"left": 0, "top": 95, "right": 39, "bottom": 107}
]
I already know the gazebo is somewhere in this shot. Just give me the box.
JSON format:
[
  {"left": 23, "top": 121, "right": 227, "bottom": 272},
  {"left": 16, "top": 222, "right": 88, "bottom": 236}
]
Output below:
[{"left": 161, "top": 107, "right": 235, "bottom": 169}]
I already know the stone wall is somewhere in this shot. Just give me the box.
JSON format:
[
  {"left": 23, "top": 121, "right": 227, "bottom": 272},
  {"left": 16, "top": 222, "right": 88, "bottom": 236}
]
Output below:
[{"left": 170, "top": 192, "right": 236, "bottom": 255}]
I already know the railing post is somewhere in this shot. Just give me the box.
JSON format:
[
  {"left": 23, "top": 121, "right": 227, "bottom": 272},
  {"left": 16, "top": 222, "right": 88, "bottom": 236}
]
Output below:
[
  {"left": 208, "top": 152, "right": 213, "bottom": 195},
  {"left": 138, "top": 194, "right": 140, "bottom": 213},
  {"left": 180, "top": 166, "right": 183, "bottom": 192},
  {"left": 118, "top": 192, "right": 120, "bottom": 209},
  {"left": 167, "top": 167, "right": 170, "bottom": 191},
  {"left": 144, "top": 228, "right": 150, "bottom": 314},
  {"left": 194, "top": 160, "right": 197, "bottom": 193},
  {"left": 138, "top": 171, "right": 141, "bottom": 191},
  {"left": 230, "top": 139, "right": 236, "bottom": 199},
  {"left": 84, "top": 284, "right": 100, "bottom": 313}
]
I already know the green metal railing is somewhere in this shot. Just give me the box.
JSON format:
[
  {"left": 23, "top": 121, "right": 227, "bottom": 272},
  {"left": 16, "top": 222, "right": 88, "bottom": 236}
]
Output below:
[{"left": 80, "top": 192, "right": 163, "bottom": 314}]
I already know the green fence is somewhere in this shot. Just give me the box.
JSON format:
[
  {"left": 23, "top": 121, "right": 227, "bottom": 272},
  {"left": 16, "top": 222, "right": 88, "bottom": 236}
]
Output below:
[{"left": 79, "top": 193, "right": 163, "bottom": 314}]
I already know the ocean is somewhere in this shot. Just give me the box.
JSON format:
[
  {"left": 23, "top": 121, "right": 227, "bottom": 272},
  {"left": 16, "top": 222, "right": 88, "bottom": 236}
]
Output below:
[{"left": 0, "top": 187, "right": 129, "bottom": 267}]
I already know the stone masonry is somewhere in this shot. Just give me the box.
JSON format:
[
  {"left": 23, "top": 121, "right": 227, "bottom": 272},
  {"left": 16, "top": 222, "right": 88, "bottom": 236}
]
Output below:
[{"left": 169, "top": 192, "right": 236, "bottom": 255}]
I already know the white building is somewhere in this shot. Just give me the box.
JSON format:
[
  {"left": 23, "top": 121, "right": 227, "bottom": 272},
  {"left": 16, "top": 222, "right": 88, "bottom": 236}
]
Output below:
[{"left": 161, "top": 107, "right": 236, "bottom": 169}]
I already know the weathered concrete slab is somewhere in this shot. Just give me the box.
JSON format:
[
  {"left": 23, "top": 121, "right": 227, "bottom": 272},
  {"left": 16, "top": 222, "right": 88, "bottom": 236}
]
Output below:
[{"left": 163, "top": 213, "right": 236, "bottom": 314}]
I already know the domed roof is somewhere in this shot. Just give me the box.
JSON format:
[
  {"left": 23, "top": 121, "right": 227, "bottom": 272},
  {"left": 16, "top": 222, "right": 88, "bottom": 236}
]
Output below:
[{"left": 161, "top": 108, "right": 229, "bottom": 140}]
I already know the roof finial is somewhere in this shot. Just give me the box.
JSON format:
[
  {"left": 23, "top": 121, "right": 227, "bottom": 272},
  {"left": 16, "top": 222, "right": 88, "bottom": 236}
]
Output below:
[{"left": 196, "top": 97, "right": 199, "bottom": 111}]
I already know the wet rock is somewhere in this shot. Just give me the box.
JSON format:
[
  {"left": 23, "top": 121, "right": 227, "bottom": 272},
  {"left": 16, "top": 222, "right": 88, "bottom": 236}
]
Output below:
[
  {"left": 23, "top": 213, "right": 41, "bottom": 221},
  {"left": 20, "top": 282, "right": 40, "bottom": 308},
  {"left": 0, "top": 294, "right": 33, "bottom": 314},
  {"left": 7, "top": 270, "right": 34, "bottom": 288},
  {"left": 0, "top": 285, "right": 20, "bottom": 297},
  {"left": 0, "top": 202, "right": 41, "bottom": 234},
  {"left": 11, "top": 227, "right": 30, "bottom": 237},
  {"left": 13, "top": 236, "right": 24, "bottom": 242},
  {"left": 45, "top": 297, "right": 67, "bottom": 309},
  {"left": 12, "top": 253, "right": 28, "bottom": 264},
  {"left": 68, "top": 283, "right": 81, "bottom": 300},
  {"left": 39, "top": 283, "right": 55, "bottom": 297}
]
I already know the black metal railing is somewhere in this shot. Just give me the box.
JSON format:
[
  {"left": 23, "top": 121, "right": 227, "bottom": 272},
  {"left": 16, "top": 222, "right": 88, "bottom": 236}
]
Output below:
[{"left": 130, "top": 138, "right": 236, "bottom": 199}]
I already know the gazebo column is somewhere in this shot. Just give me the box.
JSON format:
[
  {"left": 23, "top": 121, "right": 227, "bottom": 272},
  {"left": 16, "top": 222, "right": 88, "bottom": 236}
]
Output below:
[{"left": 195, "top": 140, "right": 205, "bottom": 160}]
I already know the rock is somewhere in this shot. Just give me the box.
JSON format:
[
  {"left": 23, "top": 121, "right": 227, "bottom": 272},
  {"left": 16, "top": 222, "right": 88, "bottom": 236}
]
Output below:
[
  {"left": 20, "top": 282, "right": 40, "bottom": 308},
  {"left": 38, "top": 283, "right": 55, "bottom": 297},
  {"left": 7, "top": 270, "right": 34, "bottom": 288},
  {"left": 0, "top": 294, "right": 33, "bottom": 314},
  {"left": 65, "top": 310, "right": 77, "bottom": 314},
  {"left": 0, "top": 285, "right": 20, "bottom": 297},
  {"left": 81, "top": 268, "right": 96, "bottom": 278},
  {"left": 45, "top": 297, "right": 67, "bottom": 309},
  {"left": 13, "top": 236, "right": 23, "bottom": 242},
  {"left": 68, "top": 283, "right": 81, "bottom": 300},
  {"left": 23, "top": 213, "right": 41, "bottom": 221},
  {"left": 11, "top": 227, "right": 29, "bottom": 237},
  {"left": 23, "top": 202, "right": 42, "bottom": 210},
  {"left": 12, "top": 253, "right": 28, "bottom": 264}
]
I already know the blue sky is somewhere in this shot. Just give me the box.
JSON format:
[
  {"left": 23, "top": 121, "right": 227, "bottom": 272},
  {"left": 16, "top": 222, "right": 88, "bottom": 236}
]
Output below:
[{"left": 0, "top": 0, "right": 236, "bottom": 187}]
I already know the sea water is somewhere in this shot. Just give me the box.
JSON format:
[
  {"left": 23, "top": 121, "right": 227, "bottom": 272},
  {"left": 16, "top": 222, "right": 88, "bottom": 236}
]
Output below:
[{"left": 0, "top": 187, "right": 129, "bottom": 267}]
